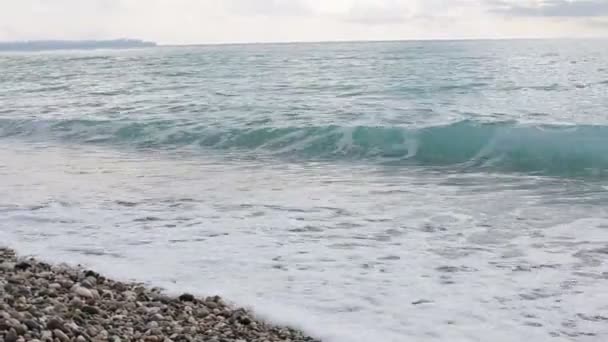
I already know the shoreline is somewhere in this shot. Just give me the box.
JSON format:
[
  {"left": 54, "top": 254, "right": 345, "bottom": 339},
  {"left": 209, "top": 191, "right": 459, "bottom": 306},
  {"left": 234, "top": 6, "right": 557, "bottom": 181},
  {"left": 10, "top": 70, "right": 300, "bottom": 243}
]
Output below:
[{"left": 0, "top": 248, "right": 320, "bottom": 342}]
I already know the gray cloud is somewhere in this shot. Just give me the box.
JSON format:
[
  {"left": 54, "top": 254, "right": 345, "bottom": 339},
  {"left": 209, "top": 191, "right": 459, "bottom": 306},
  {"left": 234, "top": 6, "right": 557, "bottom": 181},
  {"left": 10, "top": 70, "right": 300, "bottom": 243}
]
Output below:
[{"left": 489, "top": 0, "right": 608, "bottom": 17}]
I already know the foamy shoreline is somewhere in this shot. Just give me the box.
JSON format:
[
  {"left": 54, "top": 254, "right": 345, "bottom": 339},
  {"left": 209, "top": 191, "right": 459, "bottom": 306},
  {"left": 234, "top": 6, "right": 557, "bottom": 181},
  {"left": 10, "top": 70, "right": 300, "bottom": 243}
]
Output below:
[{"left": 0, "top": 247, "right": 320, "bottom": 342}]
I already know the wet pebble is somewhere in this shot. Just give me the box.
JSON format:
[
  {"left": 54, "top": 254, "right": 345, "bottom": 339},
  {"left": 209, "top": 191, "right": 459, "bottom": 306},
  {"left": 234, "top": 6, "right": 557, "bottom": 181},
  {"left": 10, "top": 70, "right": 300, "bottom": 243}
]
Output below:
[{"left": 0, "top": 247, "right": 320, "bottom": 342}]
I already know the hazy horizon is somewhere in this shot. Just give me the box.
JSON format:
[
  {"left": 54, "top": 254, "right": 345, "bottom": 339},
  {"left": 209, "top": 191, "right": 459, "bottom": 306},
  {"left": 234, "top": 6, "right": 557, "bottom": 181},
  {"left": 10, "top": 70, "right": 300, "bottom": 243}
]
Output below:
[{"left": 1, "top": 36, "right": 607, "bottom": 48}]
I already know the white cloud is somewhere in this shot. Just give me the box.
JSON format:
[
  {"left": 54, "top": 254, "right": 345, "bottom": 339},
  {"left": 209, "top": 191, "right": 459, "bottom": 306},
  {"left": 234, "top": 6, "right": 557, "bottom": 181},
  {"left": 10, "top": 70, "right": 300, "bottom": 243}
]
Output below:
[{"left": 0, "top": 0, "right": 606, "bottom": 44}]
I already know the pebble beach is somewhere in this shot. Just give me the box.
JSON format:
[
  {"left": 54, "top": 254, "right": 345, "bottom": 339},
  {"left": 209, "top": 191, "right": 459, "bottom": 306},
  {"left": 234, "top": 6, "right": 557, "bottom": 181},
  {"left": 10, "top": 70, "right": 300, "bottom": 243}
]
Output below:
[{"left": 0, "top": 248, "right": 320, "bottom": 342}]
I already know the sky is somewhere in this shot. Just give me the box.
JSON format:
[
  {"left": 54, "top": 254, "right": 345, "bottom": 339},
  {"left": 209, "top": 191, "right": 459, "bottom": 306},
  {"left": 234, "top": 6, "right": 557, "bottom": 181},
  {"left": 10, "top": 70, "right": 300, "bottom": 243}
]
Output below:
[{"left": 0, "top": 0, "right": 607, "bottom": 44}]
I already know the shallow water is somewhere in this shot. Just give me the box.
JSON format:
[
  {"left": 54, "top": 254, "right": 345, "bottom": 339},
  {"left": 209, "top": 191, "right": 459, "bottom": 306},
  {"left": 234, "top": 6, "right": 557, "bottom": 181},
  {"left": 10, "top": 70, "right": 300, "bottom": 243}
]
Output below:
[{"left": 1, "top": 40, "right": 608, "bottom": 341}]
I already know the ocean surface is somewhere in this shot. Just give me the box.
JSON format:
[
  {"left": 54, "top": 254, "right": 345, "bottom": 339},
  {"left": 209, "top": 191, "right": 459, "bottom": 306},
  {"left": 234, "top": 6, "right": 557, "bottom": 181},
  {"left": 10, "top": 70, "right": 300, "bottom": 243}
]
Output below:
[{"left": 1, "top": 40, "right": 607, "bottom": 342}]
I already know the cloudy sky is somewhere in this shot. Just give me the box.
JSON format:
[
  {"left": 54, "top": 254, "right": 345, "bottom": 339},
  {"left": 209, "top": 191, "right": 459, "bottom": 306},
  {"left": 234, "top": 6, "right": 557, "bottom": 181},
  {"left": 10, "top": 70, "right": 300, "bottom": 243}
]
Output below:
[{"left": 1, "top": 0, "right": 607, "bottom": 44}]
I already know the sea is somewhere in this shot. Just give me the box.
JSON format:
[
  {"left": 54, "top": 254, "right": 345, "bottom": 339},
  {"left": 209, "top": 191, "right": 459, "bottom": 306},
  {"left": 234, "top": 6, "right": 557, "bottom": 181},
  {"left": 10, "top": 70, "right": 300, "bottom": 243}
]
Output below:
[{"left": 1, "top": 40, "right": 607, "bottom": 342}]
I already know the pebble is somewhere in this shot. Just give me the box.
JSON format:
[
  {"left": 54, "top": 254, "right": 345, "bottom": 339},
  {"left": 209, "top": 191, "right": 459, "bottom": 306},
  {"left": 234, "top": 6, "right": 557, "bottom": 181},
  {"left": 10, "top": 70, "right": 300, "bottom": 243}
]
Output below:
[
  {"left": 14, "top": 262, "right": 31, "bottom": 271},
  {"left": 0, "top": 247, "right": 320, "bottom": 342},
  {"left": 48, "top": 283, "right": 62, "bottom": 290},
  {"left": 196, "top": 307, "right": 210, "bottom": 318},
  {"left": 59, "top": 279, "right": 74, "bottom": 289},
  {"left": 5, "top": 328, "right": 18, "bottom": 342},
  {"left": 123, "top": 290, "right": 137, "bottom": 301},
  {"left": 23, "top": 318, "right": 40, "bottom": 330},
  {"left": 53, "top": 328, "right": 70, "bottom": 342},
  {"left": 72, "top": 286, "right": 94, "bottom": 299},
  {"left": 178, "top": 293, "right": 195, "bottom": 302},
  {"left": 80, "top": 276, "right": 97, "bottom": 289},
  {"left": 86, "top": 325, "right": 99, "bottom": 337},
  {"left": 46, "top": 317, "right": 64, "bottom": 331},
  {"left": 69, "top": 297, "right": 84, "bottom": 308},
  {"left": 14, "top": 323, "right": 27, "bottom": 335},
  {"left": 65, "top": 321, "right": 81, "bottom": 333},
  {"left": 101, "top": 289, "right": 114, "bottom": 300},
  {"left": 40, "top": 330, "right": 53, "bottom": 341},
  {"left": 147, "top": 321, "right": 160, "bottom": 329},
  {"left": 0, "top": 262, "right": 16, "bottom": 272},
  {"left": 82, "top": 305, "right": 100, "bottom": 315}
]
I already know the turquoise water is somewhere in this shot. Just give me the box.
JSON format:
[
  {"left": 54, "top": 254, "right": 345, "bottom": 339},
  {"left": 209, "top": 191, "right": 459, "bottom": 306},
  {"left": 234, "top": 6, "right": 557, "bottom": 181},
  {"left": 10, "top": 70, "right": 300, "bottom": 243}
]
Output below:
[
  {"left": 1, "top": 40, "right": 608, "bottom": 341},
  {"left": 3, "top": 118, "right": 608, "bottom": 177}
]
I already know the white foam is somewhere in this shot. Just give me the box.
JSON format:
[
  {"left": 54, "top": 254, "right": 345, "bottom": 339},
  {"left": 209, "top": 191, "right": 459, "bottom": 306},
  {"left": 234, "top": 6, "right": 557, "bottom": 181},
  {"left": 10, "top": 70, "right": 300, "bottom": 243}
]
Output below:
[{"left": 2, "top": 143, "right": 608, "bottom": 342}]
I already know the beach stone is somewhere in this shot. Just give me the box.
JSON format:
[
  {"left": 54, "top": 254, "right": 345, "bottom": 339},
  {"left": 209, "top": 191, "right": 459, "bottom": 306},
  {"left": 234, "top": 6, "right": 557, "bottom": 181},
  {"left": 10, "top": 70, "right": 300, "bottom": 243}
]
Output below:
[
  {"left": 148, "top": 306, "right": 162, "bottom": 314},
  {"left": 124, "top": 301, "right": 137, "bottom": 311},
  {"left": 7, "top": 275, "right": 24, "bottom": 284},
  {"left": 64, "top": 321, "right": 81, "bottom": 333},
  {"left": 53, "top": 303, "right": 68, "bottom": 313},
  {"left": 5, "top": 329, "right": 18, "bottom": 342},
  {"left": 89, "top": 289, "right": 101, "bottom": 299},
  {"left": 80, "top": 276, "right": 97, "bottom": 289},
  {"left": 14, "top": 262, "right": 31, "bottom": 272},
  {"left": 149, "top": 327, "right": 163, "bottom": 336},
  {"left": 101, "top": 289, "right": 114, "bottom": 300},
  {"left": 151, "top": 313, "right": 164, "bottom": 321},
  {"left": 146, "top": 321, "right": 160, "bottom": 329},
  {"left": 14, "top": 323, "right": 27, "bottom": 335},
  {"left": 84, "top": 270, "right": 100, "bottom": 278},
  {"left": 97, "top": 329, "right": 109, "bottom": 339},
  {"left": 178, "top": 293, "right": 195, "bottom": 302},
  {"left": 46, "top": 317, "right": 64, "bottom": 331},
  {"left": 40, "top": 330, "right": 53, "bottom": 342},
  {"left": 37, "top": 271, "right": 54, "bottom": 279},
  {"left": 82, "top": 306, "right": 100, "bottom": 315},
  {"left": 0, "top": 320, "right": 9, "bottom": 331},
  {"left": 0, "top": 262, "right": 16, "bottom": 272},
  {"left": 122, "top": 291, "right": 137, "bottom": 301},
  {"left": 195, "top": 307, "right": 210, "bottom": 318},
  {"left": 72, "top": 286, "right": 94, "bottom": 299},
  {"left": 76, "top": 336, "right": 87, "bottom": 342},
  {"left": 5, "top": 317, "right": 21, "bottom": 329},
  {"left": 151, "top": 293, "right": 173, "bottom": 304},
  {"left": 48, "top": 283, "right": 62, "bottom": 290},
  {"left": 111, "top": 282, "right": 127, "bottom": 292},
  {"left": 70, "top": 297, "right": 84, "bottom": 309},
  {"left": 86, "top": 325, "right": 99, "bottom": 337},
  {"left": 59, "top": 279, "right": 74, "bottom": 289},
  {"left": 53, "top": 329, "right": 70, "bottom": 342}
]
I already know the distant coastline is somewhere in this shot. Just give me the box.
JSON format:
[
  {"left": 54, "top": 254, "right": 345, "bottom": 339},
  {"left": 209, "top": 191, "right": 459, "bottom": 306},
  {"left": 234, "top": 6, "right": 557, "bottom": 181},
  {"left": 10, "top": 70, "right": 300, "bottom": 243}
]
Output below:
[{"left": 0, "top": 39, "right": 157, "bottom": 51}]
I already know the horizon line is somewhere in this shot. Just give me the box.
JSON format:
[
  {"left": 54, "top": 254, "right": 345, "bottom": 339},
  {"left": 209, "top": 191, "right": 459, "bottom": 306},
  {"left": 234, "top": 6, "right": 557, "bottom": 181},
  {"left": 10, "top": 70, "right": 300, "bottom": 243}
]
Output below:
[
  {"left": 2, "top": 35, "right": 607, "bottom": 48},
  {"left": 159, "top": 35, "right": 607, "bottom": 47}
]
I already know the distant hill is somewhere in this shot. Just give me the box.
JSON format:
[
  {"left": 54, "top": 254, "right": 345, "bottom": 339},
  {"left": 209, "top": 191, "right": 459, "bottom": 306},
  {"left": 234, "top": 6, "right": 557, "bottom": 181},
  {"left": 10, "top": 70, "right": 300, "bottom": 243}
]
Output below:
[{"left": 0, "top": 39, "right": 157, "bottom": 51}]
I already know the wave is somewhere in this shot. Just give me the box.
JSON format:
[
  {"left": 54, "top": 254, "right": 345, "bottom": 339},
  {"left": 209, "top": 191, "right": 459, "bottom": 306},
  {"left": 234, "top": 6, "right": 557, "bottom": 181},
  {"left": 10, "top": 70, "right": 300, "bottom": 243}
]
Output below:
[{"left": 1, "top": 118, "right": 608, "bottom": 178}]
